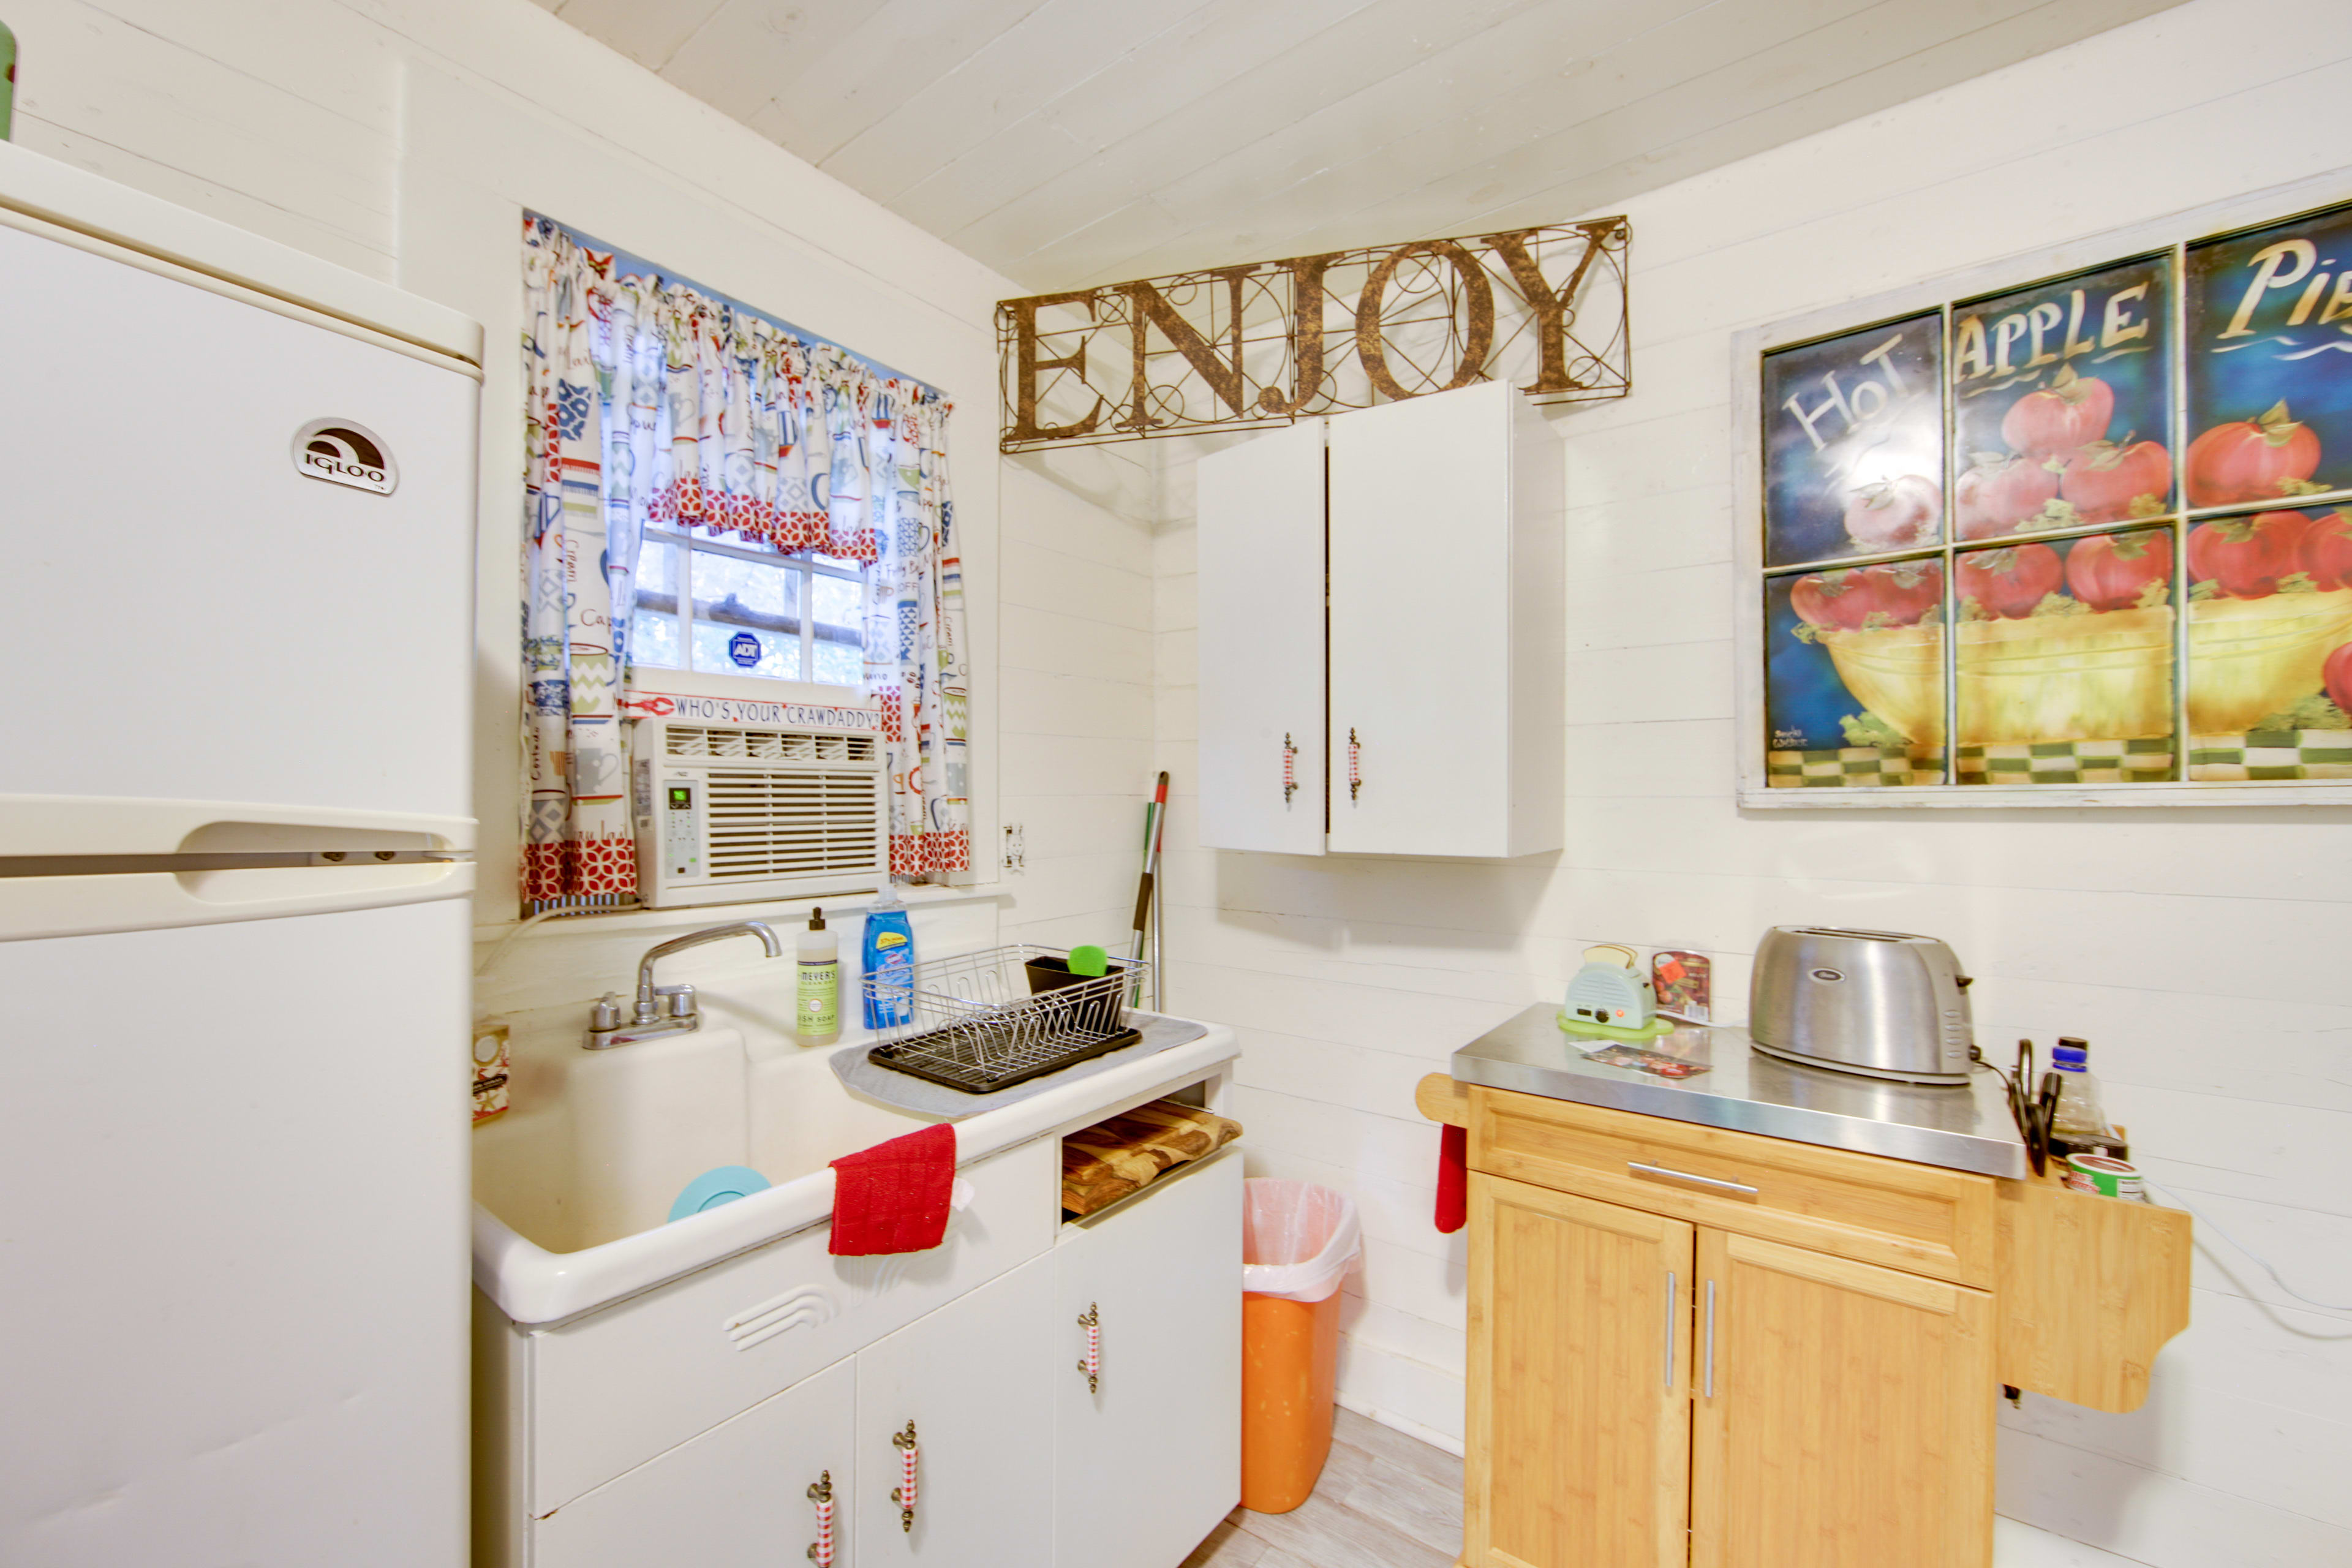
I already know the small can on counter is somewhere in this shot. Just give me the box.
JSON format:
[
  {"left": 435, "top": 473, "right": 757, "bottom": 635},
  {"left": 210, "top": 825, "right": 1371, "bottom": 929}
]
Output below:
[{"left": 2061, "top": 1152, "right": 2144, "bottom": 1201}]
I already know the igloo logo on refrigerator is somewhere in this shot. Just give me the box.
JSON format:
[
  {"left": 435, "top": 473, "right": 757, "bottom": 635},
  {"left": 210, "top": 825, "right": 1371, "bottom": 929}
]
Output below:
[{"left": 292, "top": 418, "right": 398, "bottom": 495}]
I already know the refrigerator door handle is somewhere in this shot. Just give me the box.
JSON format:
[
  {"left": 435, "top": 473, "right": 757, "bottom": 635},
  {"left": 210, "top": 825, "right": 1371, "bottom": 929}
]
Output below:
[
  {"left": 0, "top": 861, "right": 477, "bottom": 942},
  {"left": 0, "top": 796, "right": 475, "bottom": 859}
]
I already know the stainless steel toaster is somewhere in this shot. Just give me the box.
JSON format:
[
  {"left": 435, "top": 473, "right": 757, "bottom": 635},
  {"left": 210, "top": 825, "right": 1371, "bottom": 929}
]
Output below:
[{"left": 1747, "top": 927, "right": 1975, "bottom": 1085}]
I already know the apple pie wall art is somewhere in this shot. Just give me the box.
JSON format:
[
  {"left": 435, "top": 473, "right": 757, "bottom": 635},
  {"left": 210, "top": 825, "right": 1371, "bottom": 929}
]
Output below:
[{"left": 1758, "top": 195, "right": 2352, "bottom": 795}]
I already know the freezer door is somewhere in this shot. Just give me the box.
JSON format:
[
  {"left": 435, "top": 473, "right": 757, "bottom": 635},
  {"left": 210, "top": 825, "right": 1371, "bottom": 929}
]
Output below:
[
  {"left": 0, "top": 217, "right": 478, "bottom": 853},
  {"left": 0, "top": 898, "right": 470, "bottom": 1567}
]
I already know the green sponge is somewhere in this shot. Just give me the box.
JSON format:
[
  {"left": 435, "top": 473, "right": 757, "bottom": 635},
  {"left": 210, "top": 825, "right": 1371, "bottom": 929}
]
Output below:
[{"left": 1068, "top": 944, "right": 1109, "bottom": 978}]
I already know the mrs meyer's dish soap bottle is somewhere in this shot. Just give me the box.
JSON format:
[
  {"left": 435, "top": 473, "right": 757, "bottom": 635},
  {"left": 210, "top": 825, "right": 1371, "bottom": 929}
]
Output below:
[
  {"left": 2, "top": 21, "right": 18, "bottom": 141},
  {"left": 796, "top": 907, "right": 840, "bottom": 1046},
  {"left": 861, "top": 881, "right": 916, "bottom": 1029}
]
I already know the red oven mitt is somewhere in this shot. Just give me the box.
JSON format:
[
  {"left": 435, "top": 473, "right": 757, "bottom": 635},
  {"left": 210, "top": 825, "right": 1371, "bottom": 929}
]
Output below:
[{"left": 1435, "top": 1123, "right": 1468, "bottom": 1235}]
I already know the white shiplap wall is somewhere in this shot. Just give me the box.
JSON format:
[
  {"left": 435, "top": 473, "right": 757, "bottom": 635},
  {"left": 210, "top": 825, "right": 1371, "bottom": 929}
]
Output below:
[
  {"left": 2, "top": 0, "right": 1155, "bottom": 1005},
  {"left": 1152, "top": 1, "right": 2352, "bottom": 1560},
  {"left": 996, "top": 445, "right": 1167, "bottom": 954}
]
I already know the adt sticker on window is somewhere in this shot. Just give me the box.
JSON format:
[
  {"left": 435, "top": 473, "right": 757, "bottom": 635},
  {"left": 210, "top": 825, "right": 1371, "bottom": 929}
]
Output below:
[{"left": 728, "top": 631, "right": 762, "bottom": 668}]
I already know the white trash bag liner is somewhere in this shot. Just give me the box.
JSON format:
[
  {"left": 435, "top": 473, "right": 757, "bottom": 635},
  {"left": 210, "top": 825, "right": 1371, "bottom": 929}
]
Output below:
[{"left": 1241, "top": 1178, "right": 1363, "bottom": 1303}]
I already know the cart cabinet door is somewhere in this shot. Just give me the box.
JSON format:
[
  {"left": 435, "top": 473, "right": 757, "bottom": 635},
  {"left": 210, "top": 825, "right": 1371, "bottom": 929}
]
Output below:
[
  {"left": 532, "top": 1357, "right": 853, "bottom": 1568},
  {"left": 854, "top": 1254, "right": 1056, "bottom": 1564},
  {"left": 1055, "top": 1150, "right": 1243, "bottom": 1568},
  {"left": 1328, "top": 380, "right": 1561, "bottom": 858},
  {"left": 1689, "top": 1229, "right": 1994, "bottom": 1568},
  {"left": 1197, "top": 417, "right": 1329, "bottom": 854},
  {"left": 1465, "top": 1174, "right": 1695, "bottom": 1568}
]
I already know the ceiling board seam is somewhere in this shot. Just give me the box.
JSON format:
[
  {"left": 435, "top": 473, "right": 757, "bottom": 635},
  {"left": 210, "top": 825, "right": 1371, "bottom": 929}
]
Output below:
[
  {"left": 1032, "top": 0, "right": 1901, "bottom": 276},
  {"left": 651, "top": 0, "right": 734, "bottom": 74},
  {"left": 903, "top": 0, "right": 1396, "bottom": 236},
  {"left": 1044, "top": 0, "right": 2174, "bottom": 285},
  {"left": 822, "top": 0, "right": 1232, "bottom": 206},
  {"left": 783, "top": 0, "right": 1060, "bottom": 166},
  {"left": 986, "top": 0, "right": 1711, "bottom": 279},
  {"left": 986, "top": 0, "right": 1576, "bottom": 271},
  {"left": 1444, "top": 0, "right": 2217, "bottom": 240}
]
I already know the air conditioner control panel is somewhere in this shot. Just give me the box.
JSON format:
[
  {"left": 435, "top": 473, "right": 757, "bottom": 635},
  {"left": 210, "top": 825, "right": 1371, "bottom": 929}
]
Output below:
[{"left": 660, "top": 779, "right": 702, "bottom": 878}]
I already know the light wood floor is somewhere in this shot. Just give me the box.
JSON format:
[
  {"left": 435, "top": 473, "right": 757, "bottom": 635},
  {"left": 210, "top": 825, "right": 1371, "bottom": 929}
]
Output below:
[{"left": 1180, "top": 1409, "right": 1463, "bottom": 1568}]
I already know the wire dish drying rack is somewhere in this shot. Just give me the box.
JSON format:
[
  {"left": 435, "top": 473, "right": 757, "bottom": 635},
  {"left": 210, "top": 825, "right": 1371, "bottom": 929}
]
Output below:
[{"left": 864, "top": 944, "right": 1150, "bottom": 1095}]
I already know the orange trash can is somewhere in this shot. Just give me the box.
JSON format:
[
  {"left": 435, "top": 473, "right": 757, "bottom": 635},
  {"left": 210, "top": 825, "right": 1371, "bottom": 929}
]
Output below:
[{"left": 1239, "top": 1180, "right": 1362, "bottom": 1515}]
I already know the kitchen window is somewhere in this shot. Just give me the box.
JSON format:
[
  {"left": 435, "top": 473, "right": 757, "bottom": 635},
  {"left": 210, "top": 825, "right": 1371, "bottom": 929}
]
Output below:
[{"left": 628, "top": 526, "right": 865, "bottom": 687}]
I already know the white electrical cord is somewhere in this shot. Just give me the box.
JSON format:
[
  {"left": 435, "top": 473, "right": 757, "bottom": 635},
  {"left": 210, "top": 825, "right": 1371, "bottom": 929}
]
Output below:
[
  {"left": 2138, "top": 1175, "right": 2352, "bottom": 1314},
  {"left": 1973, "top": 1057, "right": 2351, "bottom": 1313},
  {"left": 473, "top": 908, "right": 556, "bottom": 976}
]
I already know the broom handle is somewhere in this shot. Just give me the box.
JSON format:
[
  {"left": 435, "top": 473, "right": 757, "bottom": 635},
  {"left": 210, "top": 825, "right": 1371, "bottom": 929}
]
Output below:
[{"left": 1129, "top": 773, "right": 1169, "bottom": 1003}]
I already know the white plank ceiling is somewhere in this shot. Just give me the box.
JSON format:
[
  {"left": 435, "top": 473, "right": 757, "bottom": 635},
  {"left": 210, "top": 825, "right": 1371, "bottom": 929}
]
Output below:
[{"left": 532, "top": 0, "right": 2187, "bottom": 291}]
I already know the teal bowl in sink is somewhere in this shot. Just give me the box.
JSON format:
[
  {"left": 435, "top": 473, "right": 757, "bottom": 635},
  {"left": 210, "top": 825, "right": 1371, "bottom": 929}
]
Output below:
[{"left": 668, "top": 1165, "right": 771, "bottom": 1223}]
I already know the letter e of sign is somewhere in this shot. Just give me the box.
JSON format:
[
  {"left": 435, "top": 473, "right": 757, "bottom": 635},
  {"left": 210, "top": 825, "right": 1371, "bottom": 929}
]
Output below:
[{"left": 1003, "top": 291, "right": 1107, "bottom": 443}]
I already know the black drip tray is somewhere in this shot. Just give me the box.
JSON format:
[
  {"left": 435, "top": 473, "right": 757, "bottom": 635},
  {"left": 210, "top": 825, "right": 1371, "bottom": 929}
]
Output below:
[{"left": 868, "top": 1022, "right": 1145, "bottom": 1095}]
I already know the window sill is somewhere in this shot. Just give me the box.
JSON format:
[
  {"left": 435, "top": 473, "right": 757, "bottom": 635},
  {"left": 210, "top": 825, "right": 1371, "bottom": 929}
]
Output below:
[
  {"left": 1738, "top": 781, "right": 2352, "bottom": 809},
  {"left": 473, "top": 881, "right": 1008, "bottom": 974}
]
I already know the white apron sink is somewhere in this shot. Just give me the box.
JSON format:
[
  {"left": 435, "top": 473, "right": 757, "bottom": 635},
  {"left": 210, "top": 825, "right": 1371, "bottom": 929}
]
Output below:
[{"left": 470, "top": 1008, "right": 1238, "bottom": 1326}]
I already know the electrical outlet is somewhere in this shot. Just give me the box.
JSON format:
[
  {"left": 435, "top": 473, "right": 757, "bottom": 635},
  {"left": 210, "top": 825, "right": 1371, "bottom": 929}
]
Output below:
[{"left": 1002, "top": 823, "right": 1025, "bottom": 874}]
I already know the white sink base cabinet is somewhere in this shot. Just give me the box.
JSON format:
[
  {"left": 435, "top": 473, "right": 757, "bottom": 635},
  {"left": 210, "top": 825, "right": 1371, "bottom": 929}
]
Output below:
[
  {"left": 1057, "top": 1147, "right": 1244, "bottom": 1568},
  {"left": 530, "top": 1358, "right": 856, "bottom": 1567},
  {"left": 481, "top": 1144, "right": 1242, "bottom": 1567}
]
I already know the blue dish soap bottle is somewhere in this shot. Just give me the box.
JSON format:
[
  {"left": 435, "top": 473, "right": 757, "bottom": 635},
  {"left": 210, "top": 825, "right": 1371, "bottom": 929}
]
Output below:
[{"left": 861, "top": 881, "right": 916, "bottom": 1029}]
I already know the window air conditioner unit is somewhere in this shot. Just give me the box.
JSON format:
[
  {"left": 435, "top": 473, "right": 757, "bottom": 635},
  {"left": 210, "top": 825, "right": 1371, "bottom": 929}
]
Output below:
[{"left": 623, "top": 677, "right": 886, "bottom": 910}]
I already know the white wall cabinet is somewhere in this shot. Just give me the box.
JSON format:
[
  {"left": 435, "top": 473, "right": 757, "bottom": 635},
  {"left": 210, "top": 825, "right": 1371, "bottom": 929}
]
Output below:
[
  {"left": 1055, "top": 1150, "right": 1243, "bottom": 1568},
  {"left": 1197, "top": 380, "right": 1564, "bottom": 858},
  {"left": 1197, "top": 418, "right": 1329, "bottom": 856}
]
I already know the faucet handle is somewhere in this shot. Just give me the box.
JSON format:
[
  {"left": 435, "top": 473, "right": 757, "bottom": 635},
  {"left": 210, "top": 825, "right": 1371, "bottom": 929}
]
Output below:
[
  {"left": 662, "top": 986, "right": 699, "bottom": 1020},
  {"left": 590, "top": 992, "right": 623, "bottom": 1032}
]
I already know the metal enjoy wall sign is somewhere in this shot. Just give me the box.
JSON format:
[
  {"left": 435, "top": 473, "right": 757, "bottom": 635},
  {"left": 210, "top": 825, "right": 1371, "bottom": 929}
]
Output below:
[{"left": 996, "top": 219, "right": 1630, "bottom": 451}]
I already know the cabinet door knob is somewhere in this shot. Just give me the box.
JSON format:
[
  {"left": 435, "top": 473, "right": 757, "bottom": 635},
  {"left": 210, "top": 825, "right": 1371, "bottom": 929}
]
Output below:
[
  {"left": 889, "top": 1422, "right": 919, "bottom": 1533},
  {"left": 805, "top": 1469, "right": 834, "bottom": 1566},
  {"left": 1078, "top": 1302, "right": 1102, "bottom": 1395}
]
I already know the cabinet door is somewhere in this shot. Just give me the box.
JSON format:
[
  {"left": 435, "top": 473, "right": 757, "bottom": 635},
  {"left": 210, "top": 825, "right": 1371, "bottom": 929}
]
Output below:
[
  {"left": 1691, "top": 1230, "right": 1994, "bottom": 1568},
  {"left": 1055, "top": 1151, "right": 1243, "bottom": 1568},
  {"left": 855, "top": 1254, "right": 1056, "bottom": 1563},
  {"left": 1197, "top": 417, "right": 1327, "bottom": 854},
  {"left": 1465, "top": 1174, "right": 1694, "bottom": 1568},
  {"left": 1327, "top": 381, "right": 1515, "bottom": 857},
  {"left": 533, "top": 1357, "right": 852, "bottom": 1568}
]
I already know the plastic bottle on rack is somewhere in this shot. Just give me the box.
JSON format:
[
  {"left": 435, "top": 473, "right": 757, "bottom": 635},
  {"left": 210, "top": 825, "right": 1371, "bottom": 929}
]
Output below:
[
  {"left": 2047, "top": 1037, "right": 2124, "bottom": 1158},
  {"left": 796, "top": 907, "right": 840, "bottom": 1046},
  {"left": 860, "top": 881, "right": 916, "bottom": 1030}
]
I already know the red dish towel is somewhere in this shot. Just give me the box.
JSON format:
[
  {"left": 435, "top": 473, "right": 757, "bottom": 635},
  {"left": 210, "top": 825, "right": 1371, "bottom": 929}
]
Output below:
[
  {"left": 829, "top": 1122, "right": 957, "bottom": 1256},
  {"left": 1434, "top": 1123, "right": 1468, "bottom": 1235}
]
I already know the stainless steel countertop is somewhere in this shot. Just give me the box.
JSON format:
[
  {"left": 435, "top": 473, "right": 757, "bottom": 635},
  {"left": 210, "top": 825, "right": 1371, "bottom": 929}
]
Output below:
[{"left": 1452, "top": 1004, "right": 2028, "bottom": 1180}]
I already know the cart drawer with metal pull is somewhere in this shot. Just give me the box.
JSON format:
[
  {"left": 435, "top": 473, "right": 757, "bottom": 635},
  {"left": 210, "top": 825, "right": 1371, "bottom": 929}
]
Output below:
[{"left": 1469, "top": 1087, "right": 1995, "bottom": 1287}]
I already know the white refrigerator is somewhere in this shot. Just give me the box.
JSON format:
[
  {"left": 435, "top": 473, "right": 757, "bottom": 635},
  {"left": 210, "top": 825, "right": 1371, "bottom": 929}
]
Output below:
[{"left": 0, "top": 144, "right": 481, "bottom": 1564}]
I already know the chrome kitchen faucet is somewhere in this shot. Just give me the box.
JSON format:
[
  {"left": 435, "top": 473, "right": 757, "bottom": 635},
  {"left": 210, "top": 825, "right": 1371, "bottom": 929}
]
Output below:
[{"left": 584, "top": 921, "right": 782, "bottom": 1049}]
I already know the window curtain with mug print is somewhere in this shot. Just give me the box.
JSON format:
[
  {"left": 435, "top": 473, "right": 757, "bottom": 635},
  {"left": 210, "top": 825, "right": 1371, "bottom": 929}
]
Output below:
[{"left": 521, "top": 218, "right": 970, "bottom": 914}]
